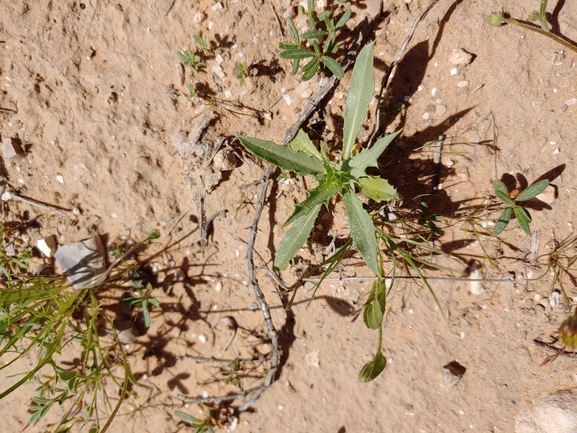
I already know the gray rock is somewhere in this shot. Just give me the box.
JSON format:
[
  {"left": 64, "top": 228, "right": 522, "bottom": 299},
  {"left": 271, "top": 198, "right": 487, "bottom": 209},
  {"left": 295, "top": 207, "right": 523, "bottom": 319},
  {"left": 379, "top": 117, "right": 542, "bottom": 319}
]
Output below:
[
  {"left": 54, "top": 236, "right": 107, "bottom": 289},
  {"left": 515, "top": 388, "right": 577, "bottom": 433}
]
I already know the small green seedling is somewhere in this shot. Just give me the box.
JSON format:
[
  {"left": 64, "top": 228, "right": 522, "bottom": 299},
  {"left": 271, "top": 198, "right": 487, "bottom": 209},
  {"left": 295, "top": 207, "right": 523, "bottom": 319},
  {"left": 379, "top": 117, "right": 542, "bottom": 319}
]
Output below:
[
  {"left": 279, "top": 0, "right": 351, "bottom": 81},
  {"left": 175, "top": 406, "right": 216, "bottom": 433},
  {"left": 492, "top": 178, "right": 549, "bottom": 236},
  {"left": 119, "top": 282, "right": 159, "bottom": 328},
  {"left": 176, "top": 49, "right": 204, "bottom": 75},
  {"left": 233, "top": 61, "right": 249, "bottom": 87},
  {"left": 239, "top": 42, "right": 399, "bottom": 276},
  {"left": 193, "top": 34, "right": 210, "bottom": 53}
]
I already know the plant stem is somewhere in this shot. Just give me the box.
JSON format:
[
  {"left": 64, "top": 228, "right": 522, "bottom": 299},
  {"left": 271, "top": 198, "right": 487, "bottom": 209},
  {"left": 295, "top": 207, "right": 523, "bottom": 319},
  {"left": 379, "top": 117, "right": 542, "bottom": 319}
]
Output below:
[
  {"left": 539, "top": 0, "right": 550, "bottom": 32},
  {"left": 503, "top": 17, "right": 577, "bottom": 54}
]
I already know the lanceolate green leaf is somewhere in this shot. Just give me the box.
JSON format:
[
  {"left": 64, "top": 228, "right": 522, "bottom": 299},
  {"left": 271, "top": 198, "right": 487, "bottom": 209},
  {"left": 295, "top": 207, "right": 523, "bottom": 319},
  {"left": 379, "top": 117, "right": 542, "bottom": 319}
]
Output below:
[
  {"left": 349, "top": 130, "right": 401, "bottom": 178},
  {"left": 238, "top": 135, "right": 323, "bottom": 175},
  {"left": 363, "top": 279, "right": 386, "bottom": 330},
  {"left": 284, "top": 182, "right": 338, "bottom": 227},
  {"left": 492, "top": 180, "right": 514, "bottom": 205},
  {"left": 514, "top": 206, "right": 532, "bottom": 234},
  {"left": 493, "top": 207, "right": 512, "bottom": 236},
  {"left": 301, "top": 56, "right": 321, "bottom": 81},
  {"left": 516, "top": 179, "right": 549, "bottom": 201},
  {"left": 279, "top": 49, "right": 316, "bottom": 60},
  {"left": 322, "top": 56, "right": 344, "bottom": 79},
  {"left": 342, "top": 188, "right": 380, "bottom": 276},
  {"left": 274, "top": 204, "right": 322, "bottom": 272},
  {"left": 342, "top": 42, "right": 374, "bottom": 160},
  {"left": 290, "top": 129, "right": 322, "bottom": 161},
  {"left": 358, "top": 177, "right": 396, "bottom": 202}
]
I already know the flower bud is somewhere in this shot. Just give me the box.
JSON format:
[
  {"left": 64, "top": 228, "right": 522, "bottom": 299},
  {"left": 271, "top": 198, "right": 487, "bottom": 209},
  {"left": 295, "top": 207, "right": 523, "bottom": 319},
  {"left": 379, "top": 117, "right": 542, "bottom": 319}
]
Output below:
[
  {"left": 558, "top": 313, "right": 577, "bottom": 349},
  {"left": 487, "top": 12, "right": 505, "bottom": 27}
]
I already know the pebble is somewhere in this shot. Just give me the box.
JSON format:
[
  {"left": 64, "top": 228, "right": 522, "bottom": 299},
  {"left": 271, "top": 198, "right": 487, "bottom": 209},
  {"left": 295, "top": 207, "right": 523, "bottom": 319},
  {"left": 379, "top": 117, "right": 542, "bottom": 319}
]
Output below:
[
  {"left": 457, "top": 80, "right": 469, "bottom": 88},
  {"left": 450, "top": 67, "right": 459, "bottom": 76},
  {"left": 448, "top": 48, "right": 473, "bottom": 66},
  {"left": 54, "top": 236, "right": 107, "bottom": 289},
  {"left": 564, "top": 98, "right": 577, "bottom": 107},
  {"left": 198, "top": 334, "right": 208, "bottom": 343}
]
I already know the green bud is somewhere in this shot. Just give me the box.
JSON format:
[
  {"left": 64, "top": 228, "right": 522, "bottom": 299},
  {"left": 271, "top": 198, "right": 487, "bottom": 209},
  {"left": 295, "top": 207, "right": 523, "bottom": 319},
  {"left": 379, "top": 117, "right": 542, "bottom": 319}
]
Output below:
[
  {"left": 487, "top": 12, "right": 505, "bottom": 27},
  {"left": 558, "top": 313, "right": 577, "bottom": 349},
  {"left": 527, "top": 11, "right": 540, "bottom": 22}
]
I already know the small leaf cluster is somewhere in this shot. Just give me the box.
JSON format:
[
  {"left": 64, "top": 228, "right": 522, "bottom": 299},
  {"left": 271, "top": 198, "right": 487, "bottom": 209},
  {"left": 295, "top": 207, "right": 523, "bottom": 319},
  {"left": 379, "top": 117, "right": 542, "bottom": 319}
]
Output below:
[
  {"left": 175, "top": 406, "right": 216, "bottom": 433},
  {"left": 119, "top": 281, "right": 159, "bottom": 329},
  {"left": 176, "top": 34, "right": 210, "bottom": 75},
  {"left": 279, "top": 0, "right": 351, "bottom": 81},
  {"left": 492, "top": 178, "right": 549, "bottom": 236}
]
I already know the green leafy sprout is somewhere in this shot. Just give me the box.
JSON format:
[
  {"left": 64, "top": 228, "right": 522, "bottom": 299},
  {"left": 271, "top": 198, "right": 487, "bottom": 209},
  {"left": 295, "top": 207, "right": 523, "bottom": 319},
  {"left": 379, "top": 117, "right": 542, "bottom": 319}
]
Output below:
[
  {"left": 233, "top": 61, "right": 249, "bottom": 87},
  {"left": 175, "top": 405, "right": 216, "bottom": 433},
  {"left": 239, "top": 42, "right": 411, "bottom": 381},
  {"left": 279, "top": 0, "right": 351, "bottom": 81},
  {"left": 492, "top": 178, "right": 549, "bottom": 236}
]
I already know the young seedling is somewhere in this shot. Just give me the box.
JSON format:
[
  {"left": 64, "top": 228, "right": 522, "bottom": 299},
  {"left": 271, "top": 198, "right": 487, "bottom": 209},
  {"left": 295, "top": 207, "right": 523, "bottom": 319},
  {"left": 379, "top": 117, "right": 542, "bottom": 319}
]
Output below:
[
  {"left": 233, "top": 61, "right": 249, "bottom": 87},
  {"left": 119, "top": 281, "right": 160, "bottom": 329},
  {"left": 176, "top": 49, "right": 204, "bottom": 75},
  {"left": 492, "top": 178, "right": 549, "bottom": 236},
  {"left": 175, "top": 406, "right": 216, "bottom": 433},
  {"left": 240, "top": 43, "right": 404, "bottom": 381},
  {"left": 239, "top": 42, "right": 399, "bottom": 276},
  {"left": 279, "top": 0, "right": 351, "bottom": 81}
]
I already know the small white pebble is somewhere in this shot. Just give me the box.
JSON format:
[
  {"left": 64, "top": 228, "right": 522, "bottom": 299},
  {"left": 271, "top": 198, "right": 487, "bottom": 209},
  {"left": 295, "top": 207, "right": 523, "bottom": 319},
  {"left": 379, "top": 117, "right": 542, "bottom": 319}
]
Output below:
[
  {"left": 199, "top": 334, "right": 208, "bottom": 343},
  {"left": 457, "top": 80, "right": 469, "bottom": 88},
  {"left": 564, "top": 97, "right": 577, "bottom": 106},
  {"left": 56, "top": 175, "right": 64, "bottom": 183},
  {"left": 403, "top": 95, "right": 412, "bottom": 102},
  {"left": 211, "top": 2, "right": 223, "bottom": 11},
  {"left": 422, "top": 112, "right": 430, "bottom": 120},
  {"left": 417, "top": 84, "right": 424, "bottom": 91},
  {"left": 283, "top": 94, "right": 292, "bottom": 106},
  {"left": 214, "top": 282, "right": 222, "bottom": 292},
  {"left": 431, "top": 87, "right": 438, "bottom": 96},
  {"left": 278, "top": 405, "right": 284, "bottom": 410},
  {"left": 450, "top": 67, "right": 458, "bottom": 75}
]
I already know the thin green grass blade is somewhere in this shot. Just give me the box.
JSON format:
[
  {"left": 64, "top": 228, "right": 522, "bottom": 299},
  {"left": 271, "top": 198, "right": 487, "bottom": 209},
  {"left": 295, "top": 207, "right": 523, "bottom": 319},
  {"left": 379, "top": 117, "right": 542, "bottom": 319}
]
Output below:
[
  {"left": 305, "top": 240, "right": 353, "bottom": 308},
  {"left": 274, "top": 204, "right": 322, "bottom": 272},
  {"left": 342, "top": 42, "right": 374, "bottom": 160},
  {"left": 342, "top": 188, "right": 380, "bottom": 276}
]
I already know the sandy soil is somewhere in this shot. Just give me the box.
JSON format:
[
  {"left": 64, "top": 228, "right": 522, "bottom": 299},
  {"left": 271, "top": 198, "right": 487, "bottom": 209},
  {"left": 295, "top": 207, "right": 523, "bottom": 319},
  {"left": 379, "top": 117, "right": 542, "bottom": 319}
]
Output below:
[{"left": 1, "top": 0, "right": 577, "bottom": 432}]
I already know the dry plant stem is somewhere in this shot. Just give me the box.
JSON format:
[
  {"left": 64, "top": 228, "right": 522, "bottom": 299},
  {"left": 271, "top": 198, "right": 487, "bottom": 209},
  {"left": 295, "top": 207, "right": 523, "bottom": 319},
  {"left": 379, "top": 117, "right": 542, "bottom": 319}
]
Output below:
[
  {"left": 369, "top": 0, "right": 441, "bottom": 147},
  {"left": 503, "top": 17, "right": 577, "bottom": 54},
  {"left": 5, "top": 191, "right": 71, "bottom": 219}
]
